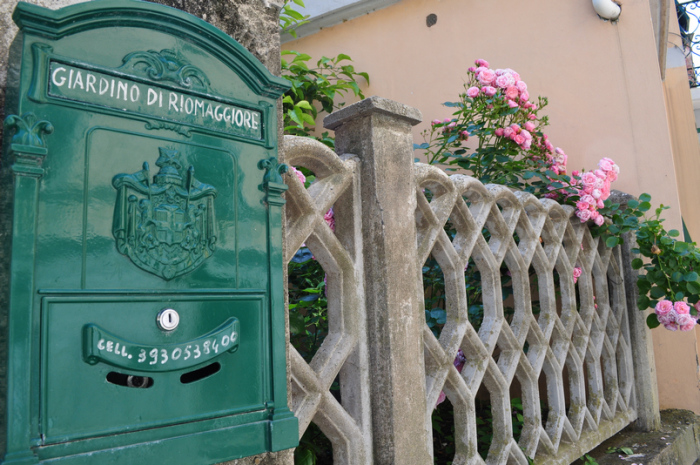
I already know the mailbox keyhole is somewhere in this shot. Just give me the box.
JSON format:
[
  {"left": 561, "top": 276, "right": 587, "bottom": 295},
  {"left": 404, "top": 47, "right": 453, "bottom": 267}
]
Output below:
[
  {"left": 180, "top": 362, "right": 220, "bottom": 384},
  {"left": 106, "top": 371, "right": 154, "bottom": 389}
]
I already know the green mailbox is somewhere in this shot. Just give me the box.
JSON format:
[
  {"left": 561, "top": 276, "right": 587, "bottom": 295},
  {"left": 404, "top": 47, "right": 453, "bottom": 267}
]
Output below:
[{"left": 1, "top": 1, "right": 297, "bottom": 463}]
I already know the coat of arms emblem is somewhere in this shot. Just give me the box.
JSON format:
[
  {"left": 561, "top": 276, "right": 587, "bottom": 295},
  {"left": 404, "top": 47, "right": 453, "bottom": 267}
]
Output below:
[{"left": 112, "top": 147, "right": 218, "bottom": 280}]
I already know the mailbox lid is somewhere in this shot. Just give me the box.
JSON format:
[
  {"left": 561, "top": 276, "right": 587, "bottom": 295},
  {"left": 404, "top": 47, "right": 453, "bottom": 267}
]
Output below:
[{"left": 41, "top": 294, "right": 269, "bottom": 443}]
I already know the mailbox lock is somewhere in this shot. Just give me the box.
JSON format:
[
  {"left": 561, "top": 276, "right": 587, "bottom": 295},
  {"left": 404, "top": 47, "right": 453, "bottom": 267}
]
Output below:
[{"left": 157, "top": 308, "right": 180, "bottom": 331}]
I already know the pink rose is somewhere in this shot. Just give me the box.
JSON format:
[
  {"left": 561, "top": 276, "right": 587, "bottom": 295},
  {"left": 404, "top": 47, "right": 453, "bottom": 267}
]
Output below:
[
  {"left": 504, "top": 69, "right": 521, "bottom": 81},
  {"left": 496, "top": 74, "right": 516, "bottom": 89},
  {"left": 431, "top": 119, "right": 441, "bottom": 126},
  {"left": 591, "top": 189, "right": 602, "bottom": 200},
  {"left": 443, "top": 118, "right": 451, "bottom": 123},
  {"left": 594, "top": 214, "right": 605, "bottom": 226},
  {"left": 503, "top": 127, "right": 513, "bottom": 138},
  {"left": 597, "top": 199, "right": 605, "bottom": 209},
  {"left": 495, "top": 128, "right": 504, "bottom": 137},
  {"left": 505, "top": 86, "right": 519, "bottom": 100},
  {"left": 514, "top": 135, "right": 525, "bottom": 145},
  {"left": 664, "top": 322, "right": 679, "bottom": 331},
  {"left": 516, "top": 80, "right": 527, "bottom": 92},
  {"left": 694, "top": 301, "right": 700, "bottom": 313},
  {"left": 675, "top": 301, "right": 690, "bottom": 315},
  {"left": 468, "top": 67, "right": 476, "bottom": 73},
  {"left": 467, "top": 86, "right": 480, "bottom": 98},
  {"left": 435, "top": 390, "right": 446, "bottom": 407},
  {"left": 598, "top": 159, "right": 614, "bottom": 172},
  {"left": 677, "top": 313, "right": 697, "bottom": 331},
  {"left": 475, "top": 59, "right": 489, "bottom": 68},
  {"left": 573, "top": 267, "right": 582, "bottom": 283},
  {"left": 324, "top": 207, "right": 335, "bottom": 232},
  {"left": 528, "top": 113, "right": 537, "bottom": 120},
  {"left": 482, "top": 86, "right": 497, "bottom": 97},
  {"left": 520, "top": 129, "right": 532, "bottom": 141},
  {"left": 524, "top": 121, "right": 536, "bottom": 132},
  {"left": 507, "top": 100, "right": 519, "bottom": 109},
  {"left": 519, "top": 90, "right": 530, "bottom": 102},
  {"left": 572, "top": 170, "right": 580, "bottom": 177},
  {"left": 289, "top": 166, "right": 306, "bottom": 184},
  {"left": 581, "top": 172, "right": 599, "bottom": 186},
  {"left": 580, "top": 194, "right": 595, "bottom": 206},
  {"left": 658, "top": 309, "right": 677, "bottom": 326},
  {"left": 576, "top": 209, "right": 592, "bottom": 222},
  {"left": 454, "top": 348, "right": 466, "bottom": 373},
  {"left": 655, "top": 300, "right": 674, "bottom": 317},
  {"left": 478, "top": 69, "right": 496, "bottom": 85}
]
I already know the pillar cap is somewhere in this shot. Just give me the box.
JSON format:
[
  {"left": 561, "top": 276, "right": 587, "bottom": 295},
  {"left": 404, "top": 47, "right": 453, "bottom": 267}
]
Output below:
[{"left": 324, "top": 96, "right": 422, "bottom": 130}]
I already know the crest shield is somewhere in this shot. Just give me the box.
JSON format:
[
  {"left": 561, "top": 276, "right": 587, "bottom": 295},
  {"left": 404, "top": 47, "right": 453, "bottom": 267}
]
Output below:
[{"left": 112, "top": 147, "right": 218, "bottom": 280}]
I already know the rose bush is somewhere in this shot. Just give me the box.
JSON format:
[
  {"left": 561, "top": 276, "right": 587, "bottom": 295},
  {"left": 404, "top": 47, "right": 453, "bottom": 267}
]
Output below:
[{"left": 417, "top": 59, "right": 700, "bottom": 338}]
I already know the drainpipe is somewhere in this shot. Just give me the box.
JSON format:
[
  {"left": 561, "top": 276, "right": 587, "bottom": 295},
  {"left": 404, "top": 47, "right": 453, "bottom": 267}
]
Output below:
[{"left": 592, "top": 0, "right": 621, "bottom": 20}]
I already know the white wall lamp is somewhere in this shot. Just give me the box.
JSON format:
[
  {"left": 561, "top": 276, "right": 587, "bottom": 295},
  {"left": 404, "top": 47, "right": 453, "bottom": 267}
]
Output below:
[{"left": 592, "top": 0, "right": 622, "bottom": 21}]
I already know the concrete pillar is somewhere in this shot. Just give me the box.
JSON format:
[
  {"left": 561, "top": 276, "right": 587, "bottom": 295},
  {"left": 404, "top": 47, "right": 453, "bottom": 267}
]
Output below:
[
  {"left": 609, "top": 191, "right": 661, "bottom": 431},
  {"left": 325, "top": 96, "right": 432, "bottom": 464}
]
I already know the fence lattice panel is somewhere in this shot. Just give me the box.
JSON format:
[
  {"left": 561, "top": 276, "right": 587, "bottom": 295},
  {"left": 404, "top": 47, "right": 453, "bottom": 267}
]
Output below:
[
  {"left": 282, "top": 133, "right": 637, "bottom": 465},
  {"left": 283, "top": 136, "right": 371, "bottom": 464},
  {"left": 415, "top": 163, "right": 636, "bottom": 464}
]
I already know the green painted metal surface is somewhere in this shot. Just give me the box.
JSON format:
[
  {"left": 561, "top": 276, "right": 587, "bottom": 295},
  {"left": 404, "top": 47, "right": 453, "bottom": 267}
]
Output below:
[{"left": 1, "top": 1, "right": 296, "bottom": 463}]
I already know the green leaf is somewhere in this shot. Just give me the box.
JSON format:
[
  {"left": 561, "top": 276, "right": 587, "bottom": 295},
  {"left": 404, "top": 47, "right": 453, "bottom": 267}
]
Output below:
[
  {"left": 431, "top": 308, "right": 447, "bottom": 324},
  {"left": 685, "top": 271, "right": 699, "bottom": 282},
  {"left": 646, "top": 313, "right": 661, "bottom": 329},
  {"left": 289, "top": 312, "right": 307, "bottom": 335},
  {"left": 672, "top": 271, "right": 684, "bottom": 282},
  {"left": 637, "top": 279, "right": 651, "bottom": 293},
  {"left": 627, "top": 199, "right": 639, "bottom": 209},
  {"left": 639, "top": 193, "right": 652, "bottom": 202},
  {"left": 687, "top": 281, "right": 700, "bottom": 294},
  {"left": 301, "top": 113, "right": 316, "bottom": 125},
  {"left": 631, "top": 258, "right": 644, "bottom": 269},
  {"left": 637, "top": 295, "right": 651, "bottom": 310},
  {"left": 668, "top": 229, "right": 680, "bottom": 237},
  {"left": 675, "top": 242, "right": 690, "bottom": 253},
  {"left": 639, "top": 202, "right": 652, "bottom": 212},
  {"left": 295, "top": 448, "right": 316, "bottom": 465},
  {"left": 606, "top": 236, "right": 619, "bottom": 248},
  {"left": 295, "top": 100, "right": 314, "bottom": 110},
  {"left": 650, "top": 286, "right": 666, "bottom": 299}
]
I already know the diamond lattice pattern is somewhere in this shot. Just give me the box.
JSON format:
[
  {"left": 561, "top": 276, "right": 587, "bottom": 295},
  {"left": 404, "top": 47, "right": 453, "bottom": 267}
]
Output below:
[{"left": 415, "top": 163, "right": 636, "bottom": 465}]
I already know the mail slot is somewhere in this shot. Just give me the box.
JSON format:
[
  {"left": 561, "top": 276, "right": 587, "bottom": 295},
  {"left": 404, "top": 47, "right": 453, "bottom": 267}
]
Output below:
[{"left": 1, "top": 1, "right": 296, "bottom": 464}]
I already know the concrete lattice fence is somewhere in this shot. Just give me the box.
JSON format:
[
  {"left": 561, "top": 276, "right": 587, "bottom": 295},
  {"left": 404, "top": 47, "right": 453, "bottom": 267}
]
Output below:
[{"left": 281, "top": 96, "right": 658, "bottom": 465}]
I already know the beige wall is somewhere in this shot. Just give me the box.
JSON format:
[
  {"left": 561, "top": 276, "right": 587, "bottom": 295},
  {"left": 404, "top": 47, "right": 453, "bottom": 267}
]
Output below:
[{"left": 287, "top": 0, "right": 700, "bottom": 412}]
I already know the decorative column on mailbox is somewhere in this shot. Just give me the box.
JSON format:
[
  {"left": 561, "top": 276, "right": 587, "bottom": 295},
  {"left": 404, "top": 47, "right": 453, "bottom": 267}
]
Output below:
[{"left": 1, "top": 1, "right": 297, "bottom": 464}]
